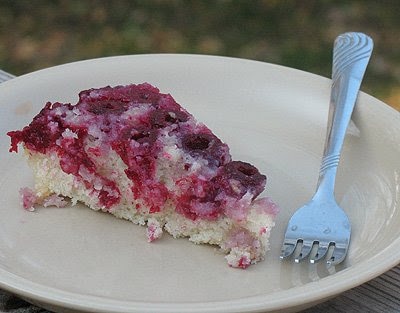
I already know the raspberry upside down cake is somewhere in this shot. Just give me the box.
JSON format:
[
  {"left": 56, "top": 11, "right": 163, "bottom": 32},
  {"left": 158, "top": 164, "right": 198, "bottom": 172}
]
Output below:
[{"left": 7, "top": 83, "right": 279, "bottom": 268}]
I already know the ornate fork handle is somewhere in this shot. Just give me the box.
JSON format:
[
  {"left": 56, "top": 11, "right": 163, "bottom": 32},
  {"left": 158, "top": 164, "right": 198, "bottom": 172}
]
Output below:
[{"left": 316, "top": 33, "right": 373, "bottom": 200}]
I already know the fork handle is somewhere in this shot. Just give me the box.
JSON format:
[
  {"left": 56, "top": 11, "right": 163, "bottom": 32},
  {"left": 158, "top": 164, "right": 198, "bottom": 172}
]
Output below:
[{"left": 316, "top": 32, "right": 373, "bottom": 197}]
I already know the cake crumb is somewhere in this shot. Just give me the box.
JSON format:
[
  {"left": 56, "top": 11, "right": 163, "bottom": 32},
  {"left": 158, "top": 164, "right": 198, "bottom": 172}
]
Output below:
[
  {"left": 226, "top": 247, "right": 253, "bottom": 269},
  {"left": 43, "top": 194, "right": 69, "bottom": 208},
  {"left": 146, "top": 218, "right": 163, "bottom": 242},
  {"left": 19, "top": 187, "right": 38, "bottom": 212}
]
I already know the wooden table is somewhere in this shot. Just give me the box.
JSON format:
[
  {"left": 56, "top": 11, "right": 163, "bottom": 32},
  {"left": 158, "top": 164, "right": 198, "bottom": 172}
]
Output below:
[{"left": 1, "top": 69, "right": 399, "bottom": 313}]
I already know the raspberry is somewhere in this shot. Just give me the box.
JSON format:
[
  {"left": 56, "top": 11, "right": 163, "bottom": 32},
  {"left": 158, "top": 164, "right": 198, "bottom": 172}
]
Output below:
[
  {"left": 150, "top": 109, "right": 189, "bottom": 128},
  {"left": 118, "top": 126, "right": 158, "bottom": 146},
  {"left": 130, "top": 127, "right": 158, "bottom": 145},
  {"left": 85, "top": 100, "right": 130, "bottom": 115},
  {"left": 182, "top": 133, "right": 213, "bottom": 151},
  {"left": 220, "top": 161, "right": 266, "bottom": 198},
  {"left": 181, "top": 133, "right": 229, "bottom": 167}
]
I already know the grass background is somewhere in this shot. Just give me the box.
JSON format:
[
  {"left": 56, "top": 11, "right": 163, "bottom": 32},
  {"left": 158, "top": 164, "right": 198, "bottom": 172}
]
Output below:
[{"left": 1, "top": 0, "right": 399, "bottom": 109}]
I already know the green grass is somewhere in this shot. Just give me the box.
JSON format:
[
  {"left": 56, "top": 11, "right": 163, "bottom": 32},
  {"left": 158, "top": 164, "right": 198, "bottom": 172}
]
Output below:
[{"left": 1, "top": 0, "right": 399, "bottom": 108}]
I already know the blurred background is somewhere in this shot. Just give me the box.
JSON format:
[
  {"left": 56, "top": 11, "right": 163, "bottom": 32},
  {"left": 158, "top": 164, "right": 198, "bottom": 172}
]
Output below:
[{"left": 1, "top": 0, "right": 399, "bottom": 109}]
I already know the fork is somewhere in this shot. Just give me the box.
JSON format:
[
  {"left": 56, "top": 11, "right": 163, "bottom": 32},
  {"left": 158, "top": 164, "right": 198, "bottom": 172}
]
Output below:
[{"left": 280, "top": 32, "right": 373, "bottom": 266}]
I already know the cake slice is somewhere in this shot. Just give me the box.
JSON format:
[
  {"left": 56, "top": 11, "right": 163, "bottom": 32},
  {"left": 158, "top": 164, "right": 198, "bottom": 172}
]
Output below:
[{"left": 7, "top": 83, "right": 278, "bottom": 268}]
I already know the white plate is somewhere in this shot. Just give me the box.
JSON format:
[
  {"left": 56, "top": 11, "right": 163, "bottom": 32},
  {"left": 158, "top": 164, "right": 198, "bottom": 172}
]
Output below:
[{"left": 0, "top": 54, "right": 400, "bottom": 313}]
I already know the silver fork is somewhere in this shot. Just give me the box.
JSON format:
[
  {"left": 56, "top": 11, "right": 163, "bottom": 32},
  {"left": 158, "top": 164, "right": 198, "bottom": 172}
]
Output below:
[{"left": 280, "top": 32, "right": 373, "bottom": 266}]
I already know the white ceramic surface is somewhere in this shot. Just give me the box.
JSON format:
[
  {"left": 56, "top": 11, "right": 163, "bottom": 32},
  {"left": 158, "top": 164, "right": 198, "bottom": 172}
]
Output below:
[{"left": 0, "top": 54, "right": 399, "bottom": 313}]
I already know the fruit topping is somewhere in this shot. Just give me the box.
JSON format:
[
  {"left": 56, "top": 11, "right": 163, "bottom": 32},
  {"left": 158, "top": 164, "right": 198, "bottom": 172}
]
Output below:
[
  {"left": 8, "top": 83, "right": 268, "bottom": 222},
  {"left": 150, "top": 109, "right": 189, "bottom": 128},
  {"left": 220, "top": 161, "right": 266, "bottom": 198},
  {"left": 181, "top": 133, "right": 229, "bottom": 167}
]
